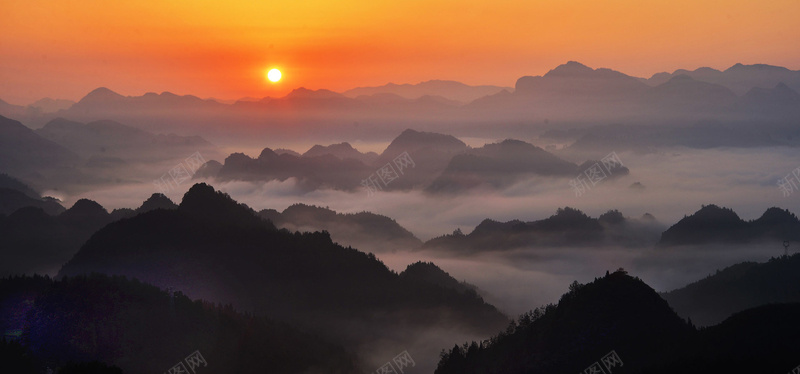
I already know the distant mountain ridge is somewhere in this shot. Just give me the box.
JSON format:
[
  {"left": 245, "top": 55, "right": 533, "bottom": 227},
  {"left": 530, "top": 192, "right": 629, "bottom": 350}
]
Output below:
[
  {"left": 36, "top": 117, "right": 216, "bottom": 161},
  {"left": 4, "top": 60, "right": 800, "bottom": 149},
  {"left": 426, "top": 139, "right": 584, "bottom": 193},
  {"left": 657, "top": 205, "right": 800, "bottom": 247},
  {"left": 343, "top": 80, "right": 512, "bottom": 103},
  {"left": 662, "top": 253, "right": 800, "bottom": 326},
  {"left": 435, "top": 270, "right": 800, "bottom": 374},
  {"left": 423, "top": 207, "right": 663, "bottom": 252},
  {"left": 301, "top": 142, "right": 378, "bottom": 164},
  {"left": 0, "top": 115, "right": 80, "bottom": 179},
  {"left": 643, "top": 63, "right": 800, "bottom": 95},
  {"left": 258, "top": 203, "right": 422, "bottom": 252}
]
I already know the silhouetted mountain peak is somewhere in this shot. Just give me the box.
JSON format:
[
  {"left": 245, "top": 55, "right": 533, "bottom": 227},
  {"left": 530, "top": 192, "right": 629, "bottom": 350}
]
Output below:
[
  {"left": 658, "top": 204, "right": 752, "bottom": 247},
  {"left": 79, "top": 87, "right": 125, "bottom": 104},
  {"left": 302, "top": 142, "right": 372, "bottom": 162},
  {"left": 399, "top": 261, "right": 478, "bottom": 295},
  {"left": 400, "top": 261, "right": 450, "bottom": 282},
  {"left": 387, "top": 129, "right": 467, "bottom": 151},
  {"left": 136, "top": 193, "right": 177, "bottom": 213},
  {"left": 59, "top": 199, "right": 109, "bottom": 223},
  {"left": 694, "top": 204, "right": 741, "bottom": 222},
  {"left": 257, "top": 147, "right": 279, "bottom": 161},
  {"left": 754, "top": 207, "right": 799, "bottom": 225},
  {"left": 285, "top": 87, "right": 344, "bottom": 99},
  {"left": 282, "top": 203, "right": 337, "bottom": 220},
  {"left": 179, "top": 183, "right": 266, "bottom": 228},
  {"left": 598, "top": 209, "right": 626, "bottom": 225},
  {"left": 180, "top": 183, "right": 226, "bottom": 208},
  {"left": 545, "top": 61, "right": 594, "bottom": 77},
  {"left": 472, "top": 218, "right": 522, "bottom": 234},
  {"left": 726, "top": 63, "right": 789, "bottom": 73}
]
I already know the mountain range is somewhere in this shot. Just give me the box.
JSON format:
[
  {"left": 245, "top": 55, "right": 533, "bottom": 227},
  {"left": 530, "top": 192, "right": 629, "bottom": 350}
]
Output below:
[
  {"left": 3, "top": 61, "right": 799, "bottom": 143},
  {"left": 55, "top": 183, "right": 508, "bottom": 371},
  {"left": 0, "top": 114, "right": 219, "bottom": 193},
  {"left": 204, "top": 129, "right": 602, "bottom": 194},
  {"left": 0, "top": 191, "right": 178, "bottom": 277},
  {"left": 662, "top": 253, "right": 800, "bottom": 326},
  {"left": 657, "top": 204, "right": 800, "bottom": 247},
  {"left": 643, "top": 63, "right": 800, "bottom": 95},
  {"left": 434, "top": 270, "right": 800, "bottom": 374},
  {"left": 343, "top": 80, "right": 512, "bottom": 103},
  {"left": 422, "top": 208, "right": 663, "bottom": 252},
  {"left": 258, "top": 203, "right": 422, "bottom": 253}
]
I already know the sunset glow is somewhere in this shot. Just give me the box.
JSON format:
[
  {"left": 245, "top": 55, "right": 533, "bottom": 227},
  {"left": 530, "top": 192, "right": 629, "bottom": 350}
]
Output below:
[
  {"left": 267, "top": 69, "right": 282, "bottom": 83},
  {"left": 2, "top": 0, "right": 799, "bottom": 103}
]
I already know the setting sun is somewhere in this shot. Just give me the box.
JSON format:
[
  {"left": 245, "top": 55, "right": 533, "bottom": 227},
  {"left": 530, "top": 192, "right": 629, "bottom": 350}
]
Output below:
[{"left": 267, "top": 68, "right": 282, "bottom": 83}]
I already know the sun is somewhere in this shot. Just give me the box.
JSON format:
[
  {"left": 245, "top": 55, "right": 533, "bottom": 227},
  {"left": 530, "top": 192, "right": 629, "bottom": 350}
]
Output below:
[{"left": 267, "top": 68, "right": 282, "bottom": 83}]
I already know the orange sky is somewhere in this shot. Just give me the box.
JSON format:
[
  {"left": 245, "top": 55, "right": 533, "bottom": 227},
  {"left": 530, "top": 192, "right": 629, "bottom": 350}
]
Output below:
[{"left": 2, "top": 0, "right": 799, "bottom": 104}]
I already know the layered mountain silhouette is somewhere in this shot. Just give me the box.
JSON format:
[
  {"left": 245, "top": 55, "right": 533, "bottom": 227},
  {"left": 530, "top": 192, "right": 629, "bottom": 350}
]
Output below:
[
  {"left": 435, "top": 270, "right": 800, "bottom": 374},
  {"left": 0, "top": 193, "right": 177, "bottom": 277},
  {"left": 0, "top": 115, "right": 80, "bottom": 179},
  {"left": 204, "top": 130, "right": 596, "bottom": 194},
  {"left": 35, "top": 117, "right": 216, "bottom": 162},
  {"left": 399, "top": 261, "right": 479, "bottom": 295},
  {"left": 642, "top": 75, "right": 738, "bottom": 114},
  {"left": 515, "top": 61, "right": 649, "bottom": 100},
  {"left": 657, "top": 205, "right": 800, "bottom": 247},
  {"left": 212, "top": 147, "right": 373, "bottom": 191},
  {"left": 57, "top": 183, "right": 508, "bottom": 367},
  {"left": 369, "top": 129, "right": 468, "bottom": 190},
  {"left": 204, "top": 129, "right": 470, "bottom": 192},
  {"left": 343, "top": 80, "right": 512, "bottom": 103},
  {"left": 258, "top": 203, "right": 422, "bottom": 253},
  {"left": 0, "top": 114, "right": 221, "bottom": 193},
  {"left": 549, "top": 121, "right": 782, "bottom": 154},
  {"left": 426, "top": 139, "right": 580, "bottom": 193},
  {"left": 4, "top": 61, "right": 797, "bottom": 147},
  {"left": 423, "top": 208, "right": 663, "bottom": 252},
  {"left": 0, "top": 174, "right": 65, "bottom": 215},
  {"left": 737, "top": 82, "right": 800, "bottom": 117},
  {"left": 28, "top": 98, "right": 74, "bottom": 113},
  {"left": 301, "top": 142, "right": 378, "bottom": 164},
  {"left": 644, "top": 63, "right": 800, "bottom": 95},
  {"left": 0, "top": 274, "right": 360, "bottom": 374},
  {"left": 662, "top": 253, "right": 800, "bottom": 326}
]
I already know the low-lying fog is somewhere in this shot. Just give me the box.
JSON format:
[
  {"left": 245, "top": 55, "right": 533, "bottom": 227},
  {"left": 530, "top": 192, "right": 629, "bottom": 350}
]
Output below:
[{"left": 56, "top": 145, "right": 800, "bottom": 316}]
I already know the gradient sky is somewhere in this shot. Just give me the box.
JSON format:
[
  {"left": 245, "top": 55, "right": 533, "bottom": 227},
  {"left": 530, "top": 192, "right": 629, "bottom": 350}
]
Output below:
[{"left": 2, "top": 0, "right": 799, "bottom": 104}]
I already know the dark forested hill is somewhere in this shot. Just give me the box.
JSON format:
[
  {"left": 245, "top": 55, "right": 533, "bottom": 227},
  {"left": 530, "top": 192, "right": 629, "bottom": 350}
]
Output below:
[
  {"left": 657, "top": 205, "right": 800, "bottom": 247},
  {"left": 0, "top": 193, "right": 178, "bottom": 277},
  {"left": 0, "top": 274, "right": 360, "bottom": 374},
  {"left": 661, "top": 253, "right": 800, "bottom": 326},
  {"left": 57, "top": 183, "right": 508, "bottom": 369},
  {"left": 434, "top": 270, "right": 800, "bottom": 374}
]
